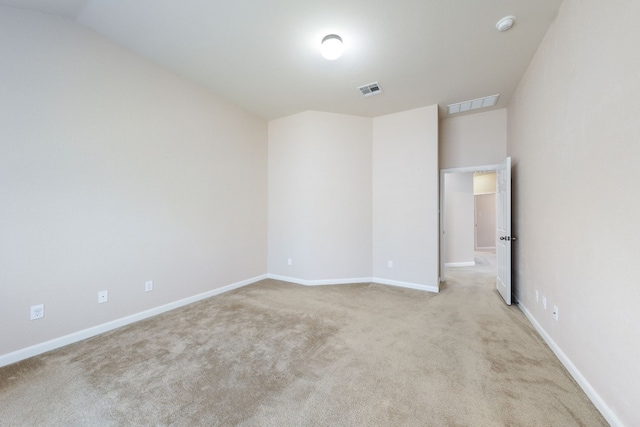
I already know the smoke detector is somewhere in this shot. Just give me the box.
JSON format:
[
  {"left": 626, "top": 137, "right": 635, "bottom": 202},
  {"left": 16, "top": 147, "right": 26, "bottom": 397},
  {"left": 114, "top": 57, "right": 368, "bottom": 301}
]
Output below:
[
  {"left": 496, "top": 16, "right": 515, "bottom": 32},
  {"left": 358, "top": 82, "right": 382, "bottom": 97}
]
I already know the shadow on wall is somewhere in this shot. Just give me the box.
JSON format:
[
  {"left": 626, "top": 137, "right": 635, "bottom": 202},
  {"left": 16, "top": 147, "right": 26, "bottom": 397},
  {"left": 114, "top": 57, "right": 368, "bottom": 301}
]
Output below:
[{"left": 511, "top": 161, "right": 520, "bottom": 302}]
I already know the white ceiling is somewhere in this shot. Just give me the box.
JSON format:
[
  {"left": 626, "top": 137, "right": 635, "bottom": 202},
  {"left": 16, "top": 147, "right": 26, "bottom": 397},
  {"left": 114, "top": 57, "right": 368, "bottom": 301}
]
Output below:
[{"left": 0, "top": 0, "right": 563, "bottom": 120}]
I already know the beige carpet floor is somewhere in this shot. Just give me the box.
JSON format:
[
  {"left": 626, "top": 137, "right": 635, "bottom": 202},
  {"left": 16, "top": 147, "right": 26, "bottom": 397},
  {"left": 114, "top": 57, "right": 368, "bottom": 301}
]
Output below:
[{"left": 0, "top": 258, "right": 607, "bottom": 426}]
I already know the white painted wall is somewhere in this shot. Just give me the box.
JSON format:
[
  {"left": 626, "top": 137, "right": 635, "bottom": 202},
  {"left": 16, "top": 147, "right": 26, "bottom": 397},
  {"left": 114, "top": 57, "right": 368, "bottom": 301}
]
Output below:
[
  {"left": 439, "top": 108, "right": 506, "bottom": 169},
  {"left": 372, "top": 105, "right": 439, "bottom": 288},
  {"left": 443, "top": 173, "right": 475, "bottom": 265},
  {"left": 508, "top": 1, "right": 640, "bottom": 425},
  {"left": 0, "top": 9, "right": 267, "bottom": 358},
  {"left": 268, "top": 111, "right": 372, "bottom": 282},
  {"left": 269, "top": 106, "right": 439, "bottom": 291}
]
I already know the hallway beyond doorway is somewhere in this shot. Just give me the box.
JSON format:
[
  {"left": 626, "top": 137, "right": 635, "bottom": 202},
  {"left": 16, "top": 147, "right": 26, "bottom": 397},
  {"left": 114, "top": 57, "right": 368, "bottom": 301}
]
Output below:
[{"left": 443, "top": 250, "right": 496, "bottom": 290}]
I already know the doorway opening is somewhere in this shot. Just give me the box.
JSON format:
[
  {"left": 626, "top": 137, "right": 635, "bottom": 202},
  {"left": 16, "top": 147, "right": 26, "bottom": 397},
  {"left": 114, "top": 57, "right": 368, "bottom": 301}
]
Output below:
[{"left": 439, "top": 164, "right": 499, "bottom": 283}]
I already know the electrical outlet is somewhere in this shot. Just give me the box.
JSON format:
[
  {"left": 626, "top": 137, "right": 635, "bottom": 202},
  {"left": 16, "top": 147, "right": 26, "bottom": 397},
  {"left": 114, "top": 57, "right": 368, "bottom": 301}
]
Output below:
[
  {"left": 388, "top": 260, "right": 393, "bottom": 268},
  {"left": 145, "top": 280, "right": 153, "bottom": 292},
  {"left": 553, "top": 306, "right": 559, "bottom": 321},
  {"left": 98, "top": 290, "right": 108, "bottom": 304},
  {"left": 30, "top": 304, "right": 44, "bottom": 320},
  {"left": 535, "top": 290, "right": 539, "bottom": 302},
  {"left": 287, "top": 258, "right": 292, "bottom": 266},
  {"left": 542, "top": 296, "right": 547, "bottom": 310}
]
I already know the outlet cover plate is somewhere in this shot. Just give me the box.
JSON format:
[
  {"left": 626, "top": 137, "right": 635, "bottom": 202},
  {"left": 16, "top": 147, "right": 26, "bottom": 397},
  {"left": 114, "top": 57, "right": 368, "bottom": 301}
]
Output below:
[
  {"left": 145, "top": 281, "right": 153, "bottom": 292},
  {"left": 98, "top": 290, "right": 108, "bottom": 303},
  {"left": 30, "top": 304, "right": 44, "bottom": 320}
]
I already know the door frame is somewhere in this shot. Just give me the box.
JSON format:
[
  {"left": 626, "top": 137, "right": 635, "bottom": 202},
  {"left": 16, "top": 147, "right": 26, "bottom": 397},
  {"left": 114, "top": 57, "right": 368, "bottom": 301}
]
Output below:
[{"left": 439, "top": 163, "right": 499, "bottom": 283}]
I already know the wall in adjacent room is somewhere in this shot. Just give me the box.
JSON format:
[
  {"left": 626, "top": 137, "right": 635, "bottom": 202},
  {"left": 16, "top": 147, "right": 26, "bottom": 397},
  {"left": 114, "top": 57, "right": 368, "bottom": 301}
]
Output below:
[
  {"left": 443, "top": 173, "right": 475, "bottom": 265},
  {"left": 474, "top": 173, "right": 496, "bottom": 195},
  {"left": 268, "top": 111, "right": 373, "bottom": 283},
  {"left": 372, "top": 105, "right": 439, "bottom": 289},
  {"left": 507, "top": 0, "right": 640, "bottom": 425},
  {"left": 0, "top": 8, "right": 268, "bottom": 360}
]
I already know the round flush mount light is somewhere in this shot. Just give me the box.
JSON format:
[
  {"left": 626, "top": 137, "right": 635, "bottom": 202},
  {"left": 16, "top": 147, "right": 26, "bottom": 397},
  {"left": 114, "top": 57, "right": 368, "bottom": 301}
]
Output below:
[
  {"left": 496, "top": 15, "right": 515, "bottom": 32},
  {"left": 320, "top": 34, "right": 343, "bottom": 60}
]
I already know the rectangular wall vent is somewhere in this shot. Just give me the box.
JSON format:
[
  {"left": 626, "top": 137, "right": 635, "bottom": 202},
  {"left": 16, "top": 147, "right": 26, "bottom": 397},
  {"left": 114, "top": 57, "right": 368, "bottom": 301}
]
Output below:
[
  {"left": 358, "top": 82, "right": 382, "bottom": 97},
  {"left": 447, "top": 94, "right": 499, "bottom": 114}
]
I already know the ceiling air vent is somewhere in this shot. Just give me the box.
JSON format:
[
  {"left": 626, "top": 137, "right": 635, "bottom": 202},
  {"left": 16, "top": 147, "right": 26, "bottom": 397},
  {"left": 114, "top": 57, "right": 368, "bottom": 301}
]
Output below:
[
  {"left": 447, "top": 94, "right": 500, "bottom": 114},
  {"left": 358, "top": 82, "right": 382, "bottom": 97}
]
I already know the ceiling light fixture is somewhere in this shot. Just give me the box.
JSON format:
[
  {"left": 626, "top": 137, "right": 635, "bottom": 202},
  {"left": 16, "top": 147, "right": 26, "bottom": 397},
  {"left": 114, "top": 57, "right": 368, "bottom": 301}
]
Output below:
[
  {"left": 495, "top": 16, "right": 515, "bottom": 32},
  {"left": 321, "top": 34, "right": 343, "bottom": 60}
]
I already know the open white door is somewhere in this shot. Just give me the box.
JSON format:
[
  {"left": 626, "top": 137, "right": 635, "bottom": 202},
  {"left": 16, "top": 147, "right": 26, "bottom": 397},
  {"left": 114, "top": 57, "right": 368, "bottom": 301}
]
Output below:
[{"left": 496, "top": 157, "right": 512, "bottom": 305}]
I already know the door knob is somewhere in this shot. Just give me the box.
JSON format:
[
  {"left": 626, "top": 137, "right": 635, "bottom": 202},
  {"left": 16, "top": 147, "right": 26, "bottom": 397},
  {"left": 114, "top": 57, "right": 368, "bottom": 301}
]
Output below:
[{"left": 500, "top": 236, "right": 506, "bottom": 240}]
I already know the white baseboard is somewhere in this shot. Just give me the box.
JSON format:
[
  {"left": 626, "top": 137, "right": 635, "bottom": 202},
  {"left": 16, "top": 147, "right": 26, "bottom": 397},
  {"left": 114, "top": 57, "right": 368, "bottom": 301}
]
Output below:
[
  {"left": 1, "top": 273, "right": 439, "bottom": 368},
  {"left": 266, "top": 274, "right": 372, "bottom": 286},
  {"left": 372, "top": 277, "right": 439, "bottom": 293},
  {"left": 0, "top": 274, "right": 268, "bottom": 368},
  {"left": 267, "top": 274, "right": 439, "bottom": 294},
  {"left": 445, "top": 262, "right": 476, "bottom": 267},
  {"left": 518, "top": 303, "right": 622, "bottom": 427}
]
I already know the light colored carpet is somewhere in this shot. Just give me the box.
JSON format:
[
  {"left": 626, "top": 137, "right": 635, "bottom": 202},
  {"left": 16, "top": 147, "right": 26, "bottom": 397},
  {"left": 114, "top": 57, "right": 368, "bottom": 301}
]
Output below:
[{"left": 0, "top": 261, "right": 607, "bottom": 426}]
